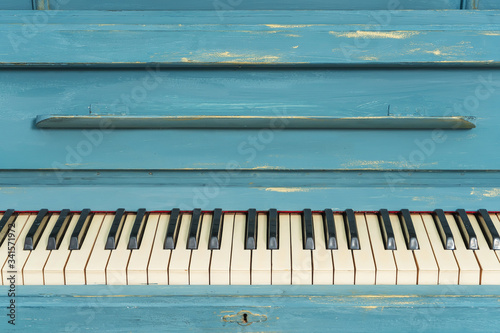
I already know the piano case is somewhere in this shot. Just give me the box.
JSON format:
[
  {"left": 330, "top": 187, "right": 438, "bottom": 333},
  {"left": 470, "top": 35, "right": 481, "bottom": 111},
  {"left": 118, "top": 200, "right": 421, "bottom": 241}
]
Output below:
[{"left": 1, "top": 1, "right": 500, "bottom": 331}]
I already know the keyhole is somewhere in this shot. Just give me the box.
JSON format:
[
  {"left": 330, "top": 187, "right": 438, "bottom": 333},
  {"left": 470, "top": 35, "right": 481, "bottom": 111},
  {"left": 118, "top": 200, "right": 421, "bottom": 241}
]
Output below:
[{"left": 242, "top": 313, "right": 248, "bottom": 324}]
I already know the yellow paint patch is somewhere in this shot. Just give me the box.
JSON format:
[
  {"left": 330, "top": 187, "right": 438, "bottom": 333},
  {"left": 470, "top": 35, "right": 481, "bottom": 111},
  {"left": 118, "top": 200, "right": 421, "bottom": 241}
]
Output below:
[
  {"left": 251, "top": 165, "right": 285, "bottom": 170},
  {"left": 292, "top": 45, "right": 299, "bottom": 49},
  {"left": 264, "top": 24, "right": 314, "bottom": 28},
  {"left": 470, "top": 188, "right": 500, "bottom": 198},
  {"left": 425, "top": 49, "right": 442, "bottom": 56},
  {"left": 196, "top": 52, "right": 281, "bottom": 63},
  {"left": 480, "top": 31, "right": 500, "bottom": 36},
  {"left": 264, "top": 187, "right": 310, "bottom": 193},
  {"left": 329, "top": 31, "right": 419, "bottom": 39},
  {"left": 360, "top": 56, "right": 378, "bottom": 61}
]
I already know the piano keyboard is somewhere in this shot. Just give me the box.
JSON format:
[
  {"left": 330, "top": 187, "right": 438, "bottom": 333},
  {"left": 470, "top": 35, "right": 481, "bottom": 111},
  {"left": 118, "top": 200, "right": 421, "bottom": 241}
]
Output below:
[{"left": 1, "top": 209, "right": 500, "bottom": 286}]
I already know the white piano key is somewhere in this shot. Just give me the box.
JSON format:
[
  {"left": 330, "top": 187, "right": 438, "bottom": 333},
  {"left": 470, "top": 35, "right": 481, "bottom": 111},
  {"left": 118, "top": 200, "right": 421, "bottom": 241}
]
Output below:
[
  {"left": 106, "top": 214, "right": 137, "bottom": 285},
  {"left": 421, "top": 214, "right": 459, "bottom": 284},
  {"left": 147, "top": 214, "right": 171, "bottom": 285},
  {"left": 493, "top": 214, "right": 500, "bottom": 261},
  {"left": 23, "top": 214, "right": 60, "bottom": 285},
  {"left": 444, "top": 213, "right": 480, "bottom": 285},
  {"left": 189, "top": 213, "right": 212, "bottom": 285},
  {"left": 0, "top": 214, "right": 31, "bottom": 285},
  {"left": 332, "top": 213, "right": 354, "bottom": 284},
  {"left": 468, "top": 214, "right": 500, "bottom": 284},
  {"left": 365, "top": 214, "right": 396, "bottom": 285},
  {"left": 312, "top": 214, "right": 333, "bottom": 285},
  {"left": 65, "top": 214, "right": 105, "bottom": 285},
  {"left": 271, "top": 213, "right": 291, "bottom": 285},
  {"left": 168, "top": 213, "right": 192, "bottom": 285},
  {"left": 0, "top": 212, "right": 15, "bottom": 250},
  {"left": 389, "top": 214, "right": 417, "bottom": 285},
  {"left": 210, "top": 213, "right": 234, "bottom": 285},
  {"left": 230, "top": 213, "right": 251, "bottom": 285},
  {"left": 127, "top": 213, "right": 159, "bottom": 285},
  {"left": 251, "top": 213, "right": 271, "bottom": 285},
  {"left": 291, "top": 214, "right": 312, "bottom": 285},
  {"left": 352, "top": 213, "right": 375, "bottom": 285},
  {"left": 44, "top": 214, "right": 80, "bottom": 285},
  {"left": 410, "top": 213, "right": 439, "bottom": 285},
  {"left": 10, "top": 215, "right": 38, "bottom": 285},
  {"left": 85, "top": 214, "right": 115, "bottom": 284}
]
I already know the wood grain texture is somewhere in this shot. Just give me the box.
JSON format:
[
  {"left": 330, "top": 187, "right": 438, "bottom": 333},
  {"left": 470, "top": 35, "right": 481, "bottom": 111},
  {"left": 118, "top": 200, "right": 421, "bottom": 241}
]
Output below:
[
  {"left": 1, "top": 10, "right": 500, "bottom": 66},
  {"left": 0, "top": 285, "right": 499, "bottom": 332},
  {"left": 30, "top": 0, "right": 463, "bottom": 10},
  {"left": 0, "top": 0, "right": 32, "bottom": 9},
  {"left": 0, "top": 68, "right": 498, "bottom": 171},
  {"left": 1, "top": 185, "right": 500, "bottom": 211}
]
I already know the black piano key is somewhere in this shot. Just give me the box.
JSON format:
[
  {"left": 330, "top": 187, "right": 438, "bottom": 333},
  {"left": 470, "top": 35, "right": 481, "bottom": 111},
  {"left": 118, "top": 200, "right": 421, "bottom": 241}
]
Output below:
[
  {"left": 379, "top": 209, "right": 396, "bottom": 250},
  {"left": 47, "top": 209, "right": 71, "bottom": 250},
  {"left": 105, "top": 208, "right": 126, "bottom": 250},
  {"left": 245, "top": 209, "right": 257, "bottom": 250},
  {"left": 69, "top": 209, "right": 92, "bottom": 250},
  {"left": 267, "top": 208, "right": 278, "bottom": 250},
  {"left": 455, "top": 209, "right": 478, "bottom": 250},
  {"left": 433, "top": 209, "right": 455, "bottom": 250},
  {"left": 476, "top": 209, "right": 500, "bottom": 250},
  {"left": 127, "top": 208, "right": 147, "bottom": 250},
  {"left": 0, "top": 210, "right": 16, "bottom": 247},
  {"left": 24, "top": 209, "right": 50, "bottom": 250},
  {"left": 302, "top": 209, "right": 315, "bottom": 250},
  {"left": 323, "top": 209, "right": 337, "bottom": 250},
  {"left": 164, "top": 208, "right": 181, "bottom": 249},
  {"left": 399, "top": 209, "right": 419, "bottom": 250},
  {"left": 187, "top": 208, "right": 202, "bottom": 250},
  {"left": 209, "top": 208, "right": 223, "bottom": 250},
  {"left": 344, "top": 209, "right": 360, "bottom": 250}
]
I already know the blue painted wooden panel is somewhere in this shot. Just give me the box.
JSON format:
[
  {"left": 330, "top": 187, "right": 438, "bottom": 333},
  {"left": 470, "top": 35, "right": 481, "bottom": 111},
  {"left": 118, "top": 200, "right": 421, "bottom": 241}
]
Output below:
[
  {"left": 0, "top": 0, "right": 32, "bottom": 9},
  {"left": 477, "top": 0, "right": 500, "bottom": 9},
  {"left": 40, "top": 0, "right": 462, "bottom": 10},
  {"left": 0, "top": 68, "right": 497, "bottom": 171},
  {"left": 1, "top": 184, "right": 500, "bottom": 210},
  {"left": 1, "top": 10, "right": 500, "bottom": 66},
  {"left": 2, "top": 9, "right": 499, "bottom": 25},
  {"left": 0, "top": 286, "right": 499, "bottom": 332}
]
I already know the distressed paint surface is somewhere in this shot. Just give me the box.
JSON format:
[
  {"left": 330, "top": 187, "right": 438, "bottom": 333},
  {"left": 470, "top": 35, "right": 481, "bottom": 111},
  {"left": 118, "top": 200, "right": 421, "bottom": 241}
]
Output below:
[
  {"left": 0, "top": 0, "right": 32, "bottom": 10},
  {"left": 1, "top": 11, "right": 500, "bottom": 65},
  {"left": 0, "top": 285, "right": 499, "bottom": 332},
  {"left": 0, "top": 67, "right": 497, "bottom": 171},
  {"left": 477, "top": 0, "right": 500, "bottom": 9},
  {"left": 1, "top": 184, "right": 500, "bottom": 210},
  {"left": 30, "top": 0, "right": 463, "bottom": 10}
]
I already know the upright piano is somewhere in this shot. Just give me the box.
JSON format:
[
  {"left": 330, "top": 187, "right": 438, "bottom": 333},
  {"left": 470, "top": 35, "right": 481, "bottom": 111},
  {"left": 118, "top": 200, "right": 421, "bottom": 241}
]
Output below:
[{"left": 1, "top": 0, "right": 500, "bottom": 331}]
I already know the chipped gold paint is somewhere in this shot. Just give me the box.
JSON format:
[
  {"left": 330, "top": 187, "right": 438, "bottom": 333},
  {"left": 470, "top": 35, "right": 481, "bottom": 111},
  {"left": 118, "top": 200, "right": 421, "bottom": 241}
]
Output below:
[
  {"left": 329, "top": 31, "right": 419, "bottom": 39},
  {"left": 264, "top": 187, "right": 310, "bottom": 193},
  {"left": 480, "top": 31, "right": 500, "bottom": 36},
  {"left": 264, "top": 24, "right": 314, "bottom": 29},
  {"left": 251, "top": 165, "right": 286, "bottom": 170},
  {"left": 470, "top": 188, "right": 500, "bottom": 198},
  {"left": 360, "top": 306, "right": 379, "bottom": 310},
  {"left": 360, "top": 56, "right": 378, "bottom": 61}
]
